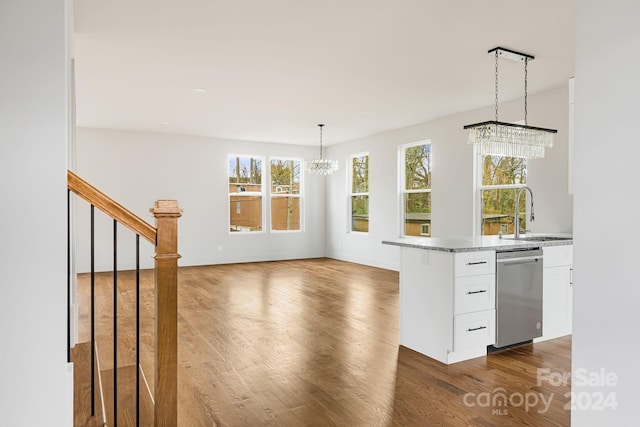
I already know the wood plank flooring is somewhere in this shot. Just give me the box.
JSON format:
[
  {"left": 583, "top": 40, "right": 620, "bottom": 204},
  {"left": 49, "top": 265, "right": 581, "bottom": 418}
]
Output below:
[
  {"left": 100, "top": 365, "right": 155, "bottom": 426},
  {"left": 76, "top": 258, "right": 571, "bottom": 426},
  {"left": 72, "top": 342, "right": 105, "bottom": 427}
]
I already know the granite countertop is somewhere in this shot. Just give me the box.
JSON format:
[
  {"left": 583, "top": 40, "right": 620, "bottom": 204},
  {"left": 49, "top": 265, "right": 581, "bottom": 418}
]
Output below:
[{"left": 382, "top": 233, "right": 573, "bottom": 253}]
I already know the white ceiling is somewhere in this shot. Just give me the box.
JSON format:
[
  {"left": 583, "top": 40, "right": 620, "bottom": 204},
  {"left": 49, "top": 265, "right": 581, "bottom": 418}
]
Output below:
[{"left": 73, "top": 0, "right": 575, "bottom": 146}]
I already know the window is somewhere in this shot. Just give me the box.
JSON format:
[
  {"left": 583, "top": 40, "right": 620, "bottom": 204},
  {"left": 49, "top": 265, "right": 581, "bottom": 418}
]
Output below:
[
  {"left": 400, "top": 141, "right": 432, "bottom": 236},
  {"left": 270, "top": 158, "right": 302, "bottom": 231},
  {"left": 477, "top": 155, "right": 527, "bottom": 235},
  {"left": 228, "top": 155, "right": 264, "bottom": 232},
  {"left": 349, "top": 153, "right": 369, "bottom": 233}
]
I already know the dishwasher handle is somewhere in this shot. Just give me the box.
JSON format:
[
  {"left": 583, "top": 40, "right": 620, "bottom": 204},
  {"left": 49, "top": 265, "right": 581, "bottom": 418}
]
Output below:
[{"left": 496, "top": 255, "right": 542, "bottom": 265}]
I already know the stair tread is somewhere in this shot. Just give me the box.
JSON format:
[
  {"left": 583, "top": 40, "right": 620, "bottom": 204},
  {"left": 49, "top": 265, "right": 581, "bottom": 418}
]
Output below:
[
  {"left": 72, "top": 342, "right": 105, "bottom": 427},
  {"left": 101, "top": 364, "right": 155, "bottom": 426}
]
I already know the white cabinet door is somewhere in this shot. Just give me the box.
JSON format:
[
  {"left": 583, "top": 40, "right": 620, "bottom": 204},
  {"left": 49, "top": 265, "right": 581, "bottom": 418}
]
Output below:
[
  {"left": 454, "top": 251, "right": 495, "bottom": 277},
  {"left": 544, "top": 245, "right": 573, "bottom": 268},
  {"left": 454, "top": 274, "right": 495, "bottom": 315},
  {"left": 454, "top": 309, "right": 496, "bottom": 352},
  {"left": 541, "top": 265, "right": 572, "bottom": 341}
]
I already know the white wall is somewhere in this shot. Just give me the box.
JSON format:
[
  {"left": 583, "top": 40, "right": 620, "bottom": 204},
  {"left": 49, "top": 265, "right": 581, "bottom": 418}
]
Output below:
[
  {"left": 75, "top": 128, "right": 326, "bottom": 272},
  {"left": 0, "top": 0, "right": 73, "bottom": 425},
  {"left": 76, "top": 86, "right": 572, "bottom": 275},
  {"left": 572, "top": 2, "right": 640, "bottom": 425},
  {"left": 326, "top": 85, "right": 573, "bottom": 270}
]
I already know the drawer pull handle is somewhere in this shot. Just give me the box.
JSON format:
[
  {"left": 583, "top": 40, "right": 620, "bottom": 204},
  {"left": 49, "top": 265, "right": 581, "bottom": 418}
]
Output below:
[
  {"left": 467, "top": 261, "right": 488, "bottom": 266},
  {"left": 467, "top": 290, "right": 487, "bottom": 295},
  {"left": 467, "top": 326, "right": 487, "bottom": 332}
]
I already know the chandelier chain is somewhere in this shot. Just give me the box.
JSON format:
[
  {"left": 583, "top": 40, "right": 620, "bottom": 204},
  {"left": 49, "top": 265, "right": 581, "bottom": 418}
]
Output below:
[
  {"left": 495, "top": 50, "right": 499, "bottom": 122},
  {"left": 524, "top": 58, "right": 529, "bottom": 126},
  {"left": 305, "top": 123, "right": 337, "bottom": 175},
  {"left": 318, "top": 124, "right": 324, "bottom": 159}
]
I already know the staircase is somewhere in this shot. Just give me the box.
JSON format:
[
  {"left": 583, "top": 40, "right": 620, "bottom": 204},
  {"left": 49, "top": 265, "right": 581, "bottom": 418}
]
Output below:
[
  {"left": 72, "top": 342, "right": 105, "bottom": 426},
  {"left": 67, "top": 171, "right": 182, "bottom": 426},
  {"left": 101, "top": 365, "right": 155, "bottom": 426}
]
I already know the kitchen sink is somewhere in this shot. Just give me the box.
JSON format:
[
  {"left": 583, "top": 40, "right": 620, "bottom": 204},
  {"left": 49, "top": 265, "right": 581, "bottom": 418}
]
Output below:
[{"left": 503, "top": 235, "right": 572, "bottom": 242}]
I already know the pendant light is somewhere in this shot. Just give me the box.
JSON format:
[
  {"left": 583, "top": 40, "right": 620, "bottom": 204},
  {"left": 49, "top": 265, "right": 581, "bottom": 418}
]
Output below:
[
  {"left": 305, "top": 124, "right": 338, "bottom": 175},
  {"left": 464, "top": 47, "right": 557, "bottom": 159}
]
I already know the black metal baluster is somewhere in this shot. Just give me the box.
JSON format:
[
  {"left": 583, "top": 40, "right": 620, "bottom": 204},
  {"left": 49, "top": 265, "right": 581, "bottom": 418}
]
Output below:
[
  {"left": 136, "top": 234, "right": 140, "bottom": 427},
  {"left": 91, "top": 205, "right": 95, "bottom": 416},
  {"left": 67, "top": 190, "right": 71, "bottom": 364},
  {"left": 113, "top": 219, "right": 118, "bottom": 427}
]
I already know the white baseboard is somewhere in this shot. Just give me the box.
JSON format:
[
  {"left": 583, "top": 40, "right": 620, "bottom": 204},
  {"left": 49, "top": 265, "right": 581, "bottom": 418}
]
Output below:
[{"left": 328, "top": 252, "right": 400, "bottom": 271}]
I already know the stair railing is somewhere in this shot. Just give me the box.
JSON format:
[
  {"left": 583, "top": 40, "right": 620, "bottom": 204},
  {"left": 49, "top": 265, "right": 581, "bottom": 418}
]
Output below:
[{"left": 67, "top": 170, "right": 181, "bottom": 426}]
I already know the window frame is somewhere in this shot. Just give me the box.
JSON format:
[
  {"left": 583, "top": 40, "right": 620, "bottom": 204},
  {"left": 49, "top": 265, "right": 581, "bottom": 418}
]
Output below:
[
  {"left": 228, "top": 153, "right": 266, "bottom": 234},
  {"left": 269, "top": 156, "right": 303, "bottom": 233},
  {"left": 473, "top": 145, "right": 528, "bottom": 236},
  {"left": 399, "top": 140, "right": 432, "bottom": 237},
  {"left": 348, "top": 151, "right": 370, "bottom": 234}
]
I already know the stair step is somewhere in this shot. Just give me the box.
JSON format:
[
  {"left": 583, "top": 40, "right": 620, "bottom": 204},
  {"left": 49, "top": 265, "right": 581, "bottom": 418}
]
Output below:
[
  {"left": 72, "top": 342, "right": 106, "bottom": 427},
  {"left": 101, "top": 364, "right": 155, "bottom": 426}
]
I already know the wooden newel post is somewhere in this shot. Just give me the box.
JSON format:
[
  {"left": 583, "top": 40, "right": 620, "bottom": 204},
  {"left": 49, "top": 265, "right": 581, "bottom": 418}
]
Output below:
[{"left": 151, "top": 200, "right": 182, "bottom": 426}]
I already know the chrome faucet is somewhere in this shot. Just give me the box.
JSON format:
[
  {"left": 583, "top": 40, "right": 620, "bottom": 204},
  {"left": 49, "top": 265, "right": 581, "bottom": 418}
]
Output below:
[{"left": 514, "top": 186, "right": 535, "bottom": 238}]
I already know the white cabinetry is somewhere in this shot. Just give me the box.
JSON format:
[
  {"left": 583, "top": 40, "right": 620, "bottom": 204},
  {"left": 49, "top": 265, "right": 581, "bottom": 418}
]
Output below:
[
  {"left": 536, "top": 245, "right": 573, "bottom": 342},
  {"left": 399, "top": 248, "right": 495, "bottom": 364}
]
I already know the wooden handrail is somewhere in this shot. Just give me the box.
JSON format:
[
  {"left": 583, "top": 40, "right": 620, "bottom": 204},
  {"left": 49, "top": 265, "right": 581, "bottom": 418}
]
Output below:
[{"left": 67, "top": 170, "right": 157, "bottom": 245}]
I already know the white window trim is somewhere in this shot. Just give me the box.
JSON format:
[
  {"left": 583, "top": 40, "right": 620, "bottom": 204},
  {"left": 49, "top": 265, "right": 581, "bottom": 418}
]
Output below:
[
  {"left": 398, "top": 140, "right": 432, "bottom": 238},
  {"left": 473, "top": 143, "right": 528, "bottom": 236},
  {"left": 269, "top": 156, "right": 303, "bottom": 233},
  {"left": 348, "top": 151, "right": 369, "bottom": 234},
  {"left": 228, "top": 153, "right": 266, "bottom": 235}
]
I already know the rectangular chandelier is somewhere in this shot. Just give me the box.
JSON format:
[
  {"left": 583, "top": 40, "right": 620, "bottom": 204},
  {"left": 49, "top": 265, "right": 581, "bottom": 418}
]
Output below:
[
  {"left": 464, "top": 120, "right": 557, "bottom": 159},
  {"left": 464, "top": 47, "right": 557, "bottom": 159}
]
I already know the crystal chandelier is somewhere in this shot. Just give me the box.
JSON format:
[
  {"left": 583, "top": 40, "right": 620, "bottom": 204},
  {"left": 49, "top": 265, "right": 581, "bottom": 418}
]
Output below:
[
  {"left": 464, "top": 47, "right": 557, "bottom": 159},
  {"left": 305, "top": 124, "right": 338, "bottom": 175}
]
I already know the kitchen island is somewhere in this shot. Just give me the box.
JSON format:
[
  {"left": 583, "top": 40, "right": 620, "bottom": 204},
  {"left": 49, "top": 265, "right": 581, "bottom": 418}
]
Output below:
[{"left": 383, "top": 235, "right": 573, "bottom": 364}]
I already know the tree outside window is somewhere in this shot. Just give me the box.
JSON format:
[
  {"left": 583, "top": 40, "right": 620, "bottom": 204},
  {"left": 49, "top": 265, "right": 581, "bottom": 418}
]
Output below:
[
  {"left": 350, "top": 153, "right": 369, "bottom": 233},
  {"left": 228, "top": 155, "right": 264, "bottom": 232},
  {"left": 270, "top": 158, "right": 302, "bottom": 231},
  {"left": 401, "top": 142, "right": 432, "bottom": 237},
  {"left": 480, "top": 155, "right": 527, "bottom": 235}
]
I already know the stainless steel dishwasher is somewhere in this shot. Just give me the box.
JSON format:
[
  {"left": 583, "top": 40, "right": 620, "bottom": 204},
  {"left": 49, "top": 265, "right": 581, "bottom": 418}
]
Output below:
[{"left": 495, "top": 248, "right": 543, "bottom": 348}]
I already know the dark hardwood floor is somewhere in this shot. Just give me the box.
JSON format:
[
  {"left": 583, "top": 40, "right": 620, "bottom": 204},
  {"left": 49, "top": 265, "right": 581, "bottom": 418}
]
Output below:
[{"left": 77, "top": 258, "right": 571, "bottom": 426}]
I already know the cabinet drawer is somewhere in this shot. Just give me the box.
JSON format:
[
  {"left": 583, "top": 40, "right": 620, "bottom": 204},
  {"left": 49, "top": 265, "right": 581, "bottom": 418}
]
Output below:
[
  {"left": 543, "top": 245, "right": 573, "bottom": 268},
  {"left": 454, "top": 274, "right": 495, "bottom": 314},
  {"left": 454, "top": 310, "right": 496, "bottom": 352},
  {"left": 454, "top": 251, "right": 495, "bottom": 277}
]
